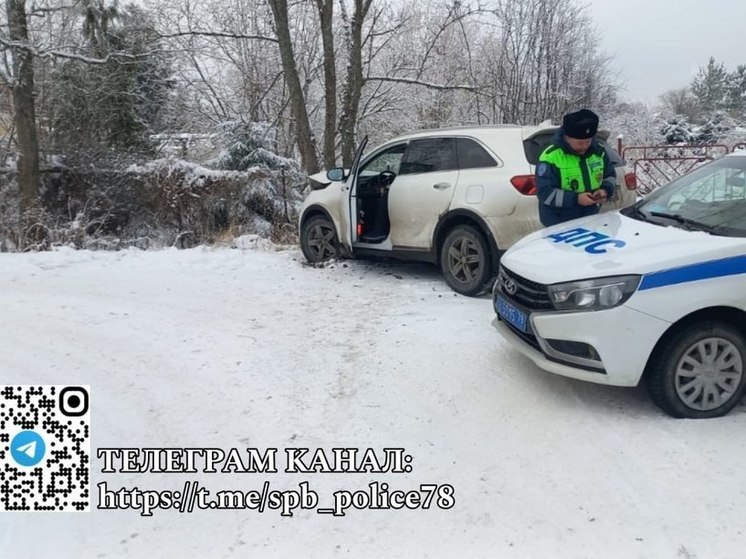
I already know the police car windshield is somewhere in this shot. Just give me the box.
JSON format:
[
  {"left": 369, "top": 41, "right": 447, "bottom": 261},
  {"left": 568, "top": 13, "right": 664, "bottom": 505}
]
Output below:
[{"left": 633, "top": 156, "right": 746, "bottom": 237}]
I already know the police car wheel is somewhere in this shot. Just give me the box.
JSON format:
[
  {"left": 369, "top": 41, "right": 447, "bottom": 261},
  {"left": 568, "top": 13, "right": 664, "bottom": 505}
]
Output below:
[
  {"left": 301, "top": 215, "right": 339, "bottom": 263},
  {"left": 440, "top": 225, "right": 492, "bottom": 297},
  {"left": 646, "top": 321, "right": 746, "bottom": 419}
]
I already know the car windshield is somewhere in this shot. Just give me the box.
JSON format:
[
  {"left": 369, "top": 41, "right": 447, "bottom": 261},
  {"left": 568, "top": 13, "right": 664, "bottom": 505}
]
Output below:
[{"left": 626, "top": 155, "right": 746, "bottom": 237}]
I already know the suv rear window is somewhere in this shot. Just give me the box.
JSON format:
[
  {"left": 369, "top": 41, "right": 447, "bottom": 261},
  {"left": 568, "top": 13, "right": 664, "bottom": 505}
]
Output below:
[
  {"left": 523, "top": 131, "right": 555, "bottom": 165},
  {"left": 399, "top": 138, "right": 457, "bottom": 175},
  {"left": 523, "top": 131, "right": 625, "bottom": 166}
]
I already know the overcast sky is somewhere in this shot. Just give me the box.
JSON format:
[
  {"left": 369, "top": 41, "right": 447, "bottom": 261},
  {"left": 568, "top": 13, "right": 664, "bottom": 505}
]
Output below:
[{"left": 587, "top": 0, "right": 746, "bottom": 103}]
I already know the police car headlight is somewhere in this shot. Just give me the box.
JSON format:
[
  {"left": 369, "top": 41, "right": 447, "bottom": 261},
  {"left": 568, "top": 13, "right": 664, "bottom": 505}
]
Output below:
[{"left": 548, "top": 275, "right": 641, "bottom": 311}]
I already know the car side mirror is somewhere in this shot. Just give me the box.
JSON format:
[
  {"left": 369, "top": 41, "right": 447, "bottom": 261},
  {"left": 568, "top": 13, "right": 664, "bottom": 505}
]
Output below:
[{"left": 327, "top": 167, "right": 346, "bottom": 182}]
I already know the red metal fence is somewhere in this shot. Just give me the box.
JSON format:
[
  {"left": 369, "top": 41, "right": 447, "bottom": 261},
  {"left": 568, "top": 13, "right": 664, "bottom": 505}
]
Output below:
[
  {"left": 622, "top": 144, "right": 730, "bottom": 195},
  {"left": 621, "top": 144, "right": 746, "bottom": 195}
]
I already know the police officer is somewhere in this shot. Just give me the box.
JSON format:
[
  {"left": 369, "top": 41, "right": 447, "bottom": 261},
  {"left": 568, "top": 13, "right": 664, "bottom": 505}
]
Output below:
[{"left": 535, "top": 108, "right": 616, "bottom": 227}]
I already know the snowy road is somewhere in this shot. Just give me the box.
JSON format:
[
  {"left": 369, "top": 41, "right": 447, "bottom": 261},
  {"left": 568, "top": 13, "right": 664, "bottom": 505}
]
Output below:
[{"left": 1, "top": 244, "right": 745, "bottom": 558}]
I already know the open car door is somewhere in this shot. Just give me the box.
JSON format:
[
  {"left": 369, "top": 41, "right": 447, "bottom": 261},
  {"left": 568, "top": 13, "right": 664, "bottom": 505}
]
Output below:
[{"left": 338, "top": 136, "right": 368, "bottom": 249}]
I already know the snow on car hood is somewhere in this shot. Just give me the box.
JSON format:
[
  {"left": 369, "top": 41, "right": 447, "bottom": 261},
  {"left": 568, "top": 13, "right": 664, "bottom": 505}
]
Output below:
[{"left": 501, "top": 211, "right": 746, "bottom": 285}]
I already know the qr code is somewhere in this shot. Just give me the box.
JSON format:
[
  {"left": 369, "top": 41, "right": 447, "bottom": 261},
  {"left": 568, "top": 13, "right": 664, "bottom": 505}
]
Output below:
[{"left": 0, "top": 385, "right": 90, "bottom": 512}]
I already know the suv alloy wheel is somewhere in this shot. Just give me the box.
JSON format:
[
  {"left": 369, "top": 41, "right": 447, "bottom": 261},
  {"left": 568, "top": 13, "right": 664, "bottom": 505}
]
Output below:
[
  {"left": 440, "top": 225, "right": 492, "bottom": 296},
  {"left": 300, "top": 215, "right": 339, "bottom": 262}
]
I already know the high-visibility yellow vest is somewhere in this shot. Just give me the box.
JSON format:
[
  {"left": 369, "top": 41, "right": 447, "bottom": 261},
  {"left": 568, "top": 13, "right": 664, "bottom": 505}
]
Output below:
[{"left": 539, "top": 145, "right": 605, "bottom": 193}]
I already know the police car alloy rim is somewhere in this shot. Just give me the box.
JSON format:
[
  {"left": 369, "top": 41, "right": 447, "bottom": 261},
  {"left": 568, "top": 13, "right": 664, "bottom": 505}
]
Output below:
[{"left": 674, "top": 337, "right": 744, "bottom": 412}]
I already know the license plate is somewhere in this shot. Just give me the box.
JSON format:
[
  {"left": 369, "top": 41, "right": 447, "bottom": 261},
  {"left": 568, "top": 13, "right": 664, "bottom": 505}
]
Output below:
[{"left": 496, "top": 297, "right": 528, "bottom": 333}]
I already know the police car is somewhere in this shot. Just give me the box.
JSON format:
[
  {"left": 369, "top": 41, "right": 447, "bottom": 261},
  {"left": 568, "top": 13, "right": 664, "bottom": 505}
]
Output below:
[{"left": 492, "top": 153, "right": 746, "bottom": 418}]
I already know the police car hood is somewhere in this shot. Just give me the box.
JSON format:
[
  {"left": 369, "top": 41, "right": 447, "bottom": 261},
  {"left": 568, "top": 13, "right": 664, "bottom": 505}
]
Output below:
[{"left": 501, "top": 211, "right": 744, "bottom": 285}]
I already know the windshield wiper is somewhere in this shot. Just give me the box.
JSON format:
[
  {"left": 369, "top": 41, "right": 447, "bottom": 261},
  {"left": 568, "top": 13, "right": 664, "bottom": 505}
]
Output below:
[
  {"left": 648, "top": 211, "right": 720, "bottom": 234},
  {"left": 624, "top": 204, "right": 650, "bottom": 222}
]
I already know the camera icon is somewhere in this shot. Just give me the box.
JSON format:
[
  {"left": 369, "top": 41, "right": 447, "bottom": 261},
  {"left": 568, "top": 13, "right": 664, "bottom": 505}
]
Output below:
[{"left": 59, "top": 386, "right": 89, "bottom": 417}]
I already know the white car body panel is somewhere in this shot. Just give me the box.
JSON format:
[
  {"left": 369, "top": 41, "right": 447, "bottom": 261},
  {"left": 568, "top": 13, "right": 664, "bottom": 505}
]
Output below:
[
  {"left": 388, "top": 169, "right": 459, "bottom": 248},
  {"left": 492, "top": 305, "right": 670, "bottom": 386},
  {"left": 447, "top": 129, "right": 541, "bottom": 249}
]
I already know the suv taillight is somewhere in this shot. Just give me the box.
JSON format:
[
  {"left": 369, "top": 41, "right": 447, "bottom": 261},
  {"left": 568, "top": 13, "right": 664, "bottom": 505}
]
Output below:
[
  {"left": 624, "top": 172, "right": 637, "bottom": 190},
  {"left": 511, "top": 175, "right": 537, "bottom": 196}
]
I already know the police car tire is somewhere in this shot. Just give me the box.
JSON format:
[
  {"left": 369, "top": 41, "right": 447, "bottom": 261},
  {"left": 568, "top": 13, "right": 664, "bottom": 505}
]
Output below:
[
  {"left": 300, "top": 215, "right": 340, "bottom": 263},
  {"left": 645, "top": 320, "right": 746, "bottom": 419},
  {"left": 440, "top": 225, "right": 492, "bottom": 297}
]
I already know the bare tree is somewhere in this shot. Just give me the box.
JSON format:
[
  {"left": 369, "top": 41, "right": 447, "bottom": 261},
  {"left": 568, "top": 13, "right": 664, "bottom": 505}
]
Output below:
[
  {"left": 338, "top": 0, "right": 373, "bottom": 166},
  {"left": 6, "top": 0, "right": 40, "bottom": 215},
  {"left": 659, "top": 88, "right": 699, "bottom": 120},
  {"left": 80, "top": 0, "right": 118, "bottom": 57},
  {"left": 315, "top": 0, "right": 336, "bottom": 168},
  {"left": 483, "top": 0, "right": 615, "bottom": 124},
  {"left": 267, "top": 0, "right": 319, "bottom": 173}
]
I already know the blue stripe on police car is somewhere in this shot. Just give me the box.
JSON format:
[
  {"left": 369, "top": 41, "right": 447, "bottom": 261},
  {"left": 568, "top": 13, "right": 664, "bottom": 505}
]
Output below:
[{"left": 639, "top": 254, "right": 746, "bottom": 291}]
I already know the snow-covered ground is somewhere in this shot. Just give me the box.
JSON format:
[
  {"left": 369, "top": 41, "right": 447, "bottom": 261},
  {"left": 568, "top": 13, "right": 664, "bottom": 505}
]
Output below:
[{"left": 1, "top": 243, "right": 745, "bottom": 559}]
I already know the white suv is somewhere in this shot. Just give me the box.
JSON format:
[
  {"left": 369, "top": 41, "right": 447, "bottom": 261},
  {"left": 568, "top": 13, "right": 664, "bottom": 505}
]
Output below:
[{"left": 299, "top": 125, "right": 635, "bottom": 296}]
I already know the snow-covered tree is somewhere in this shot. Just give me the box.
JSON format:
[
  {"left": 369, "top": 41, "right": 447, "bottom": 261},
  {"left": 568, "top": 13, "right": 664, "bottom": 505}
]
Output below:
[
  {"left": 691, "top": 57, "right": 729, "bottom": 113},
  {"left": 726, "top": 64, "right": 746, "bottom": 117},
  {"left": 694, "top": 112, "right": 736, "bottom": 144},
  {"left": 45, "top": 5, "right": 172, "bottom": 157},
  {"left": 604, "top": 101, "right": 662, "bottom": 148},
  {"left": 210, "top": 121, "right": 298, "bottom": 172},
  {"left": 661, "top": 116, "right": 696, "bottom": 144}
]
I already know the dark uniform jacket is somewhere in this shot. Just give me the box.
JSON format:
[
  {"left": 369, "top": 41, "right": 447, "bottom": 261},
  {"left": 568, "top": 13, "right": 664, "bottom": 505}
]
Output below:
[{"left": 535, "top": 130, "right": 616, "bottom": 227}]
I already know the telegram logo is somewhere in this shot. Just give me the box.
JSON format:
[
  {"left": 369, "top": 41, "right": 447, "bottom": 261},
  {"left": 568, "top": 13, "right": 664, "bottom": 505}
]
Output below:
[{"left": 10, "top": 430, "right": 46, "bottom": 467}]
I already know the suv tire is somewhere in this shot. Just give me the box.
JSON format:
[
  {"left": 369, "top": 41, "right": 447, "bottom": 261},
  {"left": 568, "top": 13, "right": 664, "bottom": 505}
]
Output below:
[
  {"left": 301, "top": 215, "right": 340, "bottom": 263},
  {"left": 646, "top": 320, "right": 746, "bottom": 419},
  {"left": 440, "top": 225, "right": 492, "bottom": 296}
]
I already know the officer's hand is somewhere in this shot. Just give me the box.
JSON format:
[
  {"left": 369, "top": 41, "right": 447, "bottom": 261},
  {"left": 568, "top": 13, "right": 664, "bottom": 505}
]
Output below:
[
  {"left": 578, "top": 192, "right": 597, "bottom": 207},
  {"left": 592, "top": 190, "right": 608, "bottom": 204}
]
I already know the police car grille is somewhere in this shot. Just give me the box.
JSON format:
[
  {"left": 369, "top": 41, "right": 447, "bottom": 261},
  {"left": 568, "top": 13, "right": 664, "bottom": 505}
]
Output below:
[{"left": 499, "top": 266, "right": 553, "bottom": 311}]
